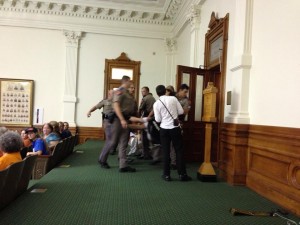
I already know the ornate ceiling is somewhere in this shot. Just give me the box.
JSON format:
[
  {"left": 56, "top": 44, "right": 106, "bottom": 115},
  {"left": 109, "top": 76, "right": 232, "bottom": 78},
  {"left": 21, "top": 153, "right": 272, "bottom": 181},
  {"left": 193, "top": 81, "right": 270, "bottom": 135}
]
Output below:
[{"left": 0, "top": 0, "right": 185, "bottom": 25}]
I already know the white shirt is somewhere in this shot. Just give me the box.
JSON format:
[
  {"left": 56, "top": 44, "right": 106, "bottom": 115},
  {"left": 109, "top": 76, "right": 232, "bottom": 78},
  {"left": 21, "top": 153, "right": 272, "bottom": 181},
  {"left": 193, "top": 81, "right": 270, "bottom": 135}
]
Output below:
[{"left": 153, "top": 95, "right": 184, "bottom": 129}]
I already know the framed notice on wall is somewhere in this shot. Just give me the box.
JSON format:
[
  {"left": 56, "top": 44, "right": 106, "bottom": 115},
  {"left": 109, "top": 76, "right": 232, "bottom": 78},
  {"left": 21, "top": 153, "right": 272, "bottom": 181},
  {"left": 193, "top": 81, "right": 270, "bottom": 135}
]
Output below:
[{"left": 0, "top": 79, "right": 34, "bottom": 126}]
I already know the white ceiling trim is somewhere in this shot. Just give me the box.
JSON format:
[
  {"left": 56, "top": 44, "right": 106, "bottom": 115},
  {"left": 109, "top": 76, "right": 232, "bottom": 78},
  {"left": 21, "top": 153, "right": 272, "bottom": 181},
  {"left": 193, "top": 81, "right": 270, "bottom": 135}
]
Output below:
[
  {"left": 0, "top": 0, "right": 206, "bottom": 39},
  {"left": 0, "top": 11, "right": 172, "bottom": 39},
  {"left": 0, "top": 0, "right": 184, "bottom": 26}
]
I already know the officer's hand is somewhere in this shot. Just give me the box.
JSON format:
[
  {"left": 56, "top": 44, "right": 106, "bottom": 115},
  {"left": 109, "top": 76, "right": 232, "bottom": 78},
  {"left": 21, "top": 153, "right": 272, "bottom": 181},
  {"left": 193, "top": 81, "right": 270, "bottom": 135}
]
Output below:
[{"left": 121, "top": 120, "right": 127, "bottom": 129}]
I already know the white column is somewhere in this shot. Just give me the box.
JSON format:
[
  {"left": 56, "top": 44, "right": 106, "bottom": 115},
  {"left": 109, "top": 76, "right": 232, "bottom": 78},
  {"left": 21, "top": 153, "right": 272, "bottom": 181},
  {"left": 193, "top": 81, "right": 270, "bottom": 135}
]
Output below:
[
  {"left": 164, "top": 37, "right": 177, "bottom": 86},
  {"left": 62, "top": 30, "right": 82, "bottom": 127},
  {"left": 225, "top": 0, "right": 253, "bottom": 124},
  {"left": 187, "top": 4, "right": 201, "bottom": 68}
]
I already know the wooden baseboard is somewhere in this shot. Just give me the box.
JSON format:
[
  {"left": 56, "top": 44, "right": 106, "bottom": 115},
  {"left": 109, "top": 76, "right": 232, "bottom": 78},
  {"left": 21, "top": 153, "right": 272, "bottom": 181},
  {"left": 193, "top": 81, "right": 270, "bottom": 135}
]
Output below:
[{"left": 76, "top": 126, "right": 104, "bottom": 144}]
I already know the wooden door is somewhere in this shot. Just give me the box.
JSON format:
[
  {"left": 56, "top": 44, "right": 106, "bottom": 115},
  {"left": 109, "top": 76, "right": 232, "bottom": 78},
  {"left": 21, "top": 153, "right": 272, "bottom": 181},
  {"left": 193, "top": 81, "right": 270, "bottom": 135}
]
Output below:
[
  {"left": 176, "top": 65, "right": 206, "bottom": 162},
  {"left": 176, "top": 65, "right": 220, "bottom": 163},
  {"left": 104, "top": 52, "right": 141, "bottom": 100}
]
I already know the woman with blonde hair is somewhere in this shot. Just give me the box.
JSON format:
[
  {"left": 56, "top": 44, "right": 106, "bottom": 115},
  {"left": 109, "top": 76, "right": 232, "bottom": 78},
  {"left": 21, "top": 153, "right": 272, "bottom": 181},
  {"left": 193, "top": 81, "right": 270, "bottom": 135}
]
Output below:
[{"left": 42, "top": 122, "right": 61, "bottom": 149}]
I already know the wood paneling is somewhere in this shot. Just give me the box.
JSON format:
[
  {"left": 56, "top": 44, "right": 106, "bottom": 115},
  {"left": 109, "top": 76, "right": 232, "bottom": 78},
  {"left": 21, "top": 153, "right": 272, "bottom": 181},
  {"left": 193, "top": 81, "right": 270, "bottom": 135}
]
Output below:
[
  {"left": 246, "top": 125, "right": 300, "bottom": 216},
  {"left": 76, "top": 126, "right": 104, "bottom": 144},
  {"left": 220, "top": 123, "right": 300, "bottom": 216},
  {"left": 219, "top": 123, "right": 249, "bottom": 185}
]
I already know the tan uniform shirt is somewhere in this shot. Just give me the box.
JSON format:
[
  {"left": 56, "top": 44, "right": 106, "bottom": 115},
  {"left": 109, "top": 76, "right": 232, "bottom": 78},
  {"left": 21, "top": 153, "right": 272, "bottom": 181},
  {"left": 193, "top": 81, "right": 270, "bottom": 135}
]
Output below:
[{"left": 113, "top": 90, "right": 136, "bottom": 119}]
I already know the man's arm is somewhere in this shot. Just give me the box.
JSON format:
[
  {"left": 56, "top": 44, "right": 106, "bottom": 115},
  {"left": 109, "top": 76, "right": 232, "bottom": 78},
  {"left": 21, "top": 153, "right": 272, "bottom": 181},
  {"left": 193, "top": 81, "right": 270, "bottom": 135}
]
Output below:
[
  {"left": 87, "top": 101, "right": 103, "bottom": 117},
  {"left": 153, "top": 103, "right": 162, "bottom": 123}
]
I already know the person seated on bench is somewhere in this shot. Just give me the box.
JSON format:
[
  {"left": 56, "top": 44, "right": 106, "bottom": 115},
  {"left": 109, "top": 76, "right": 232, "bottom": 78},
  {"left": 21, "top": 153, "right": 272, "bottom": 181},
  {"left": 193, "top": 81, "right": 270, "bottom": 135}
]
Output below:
[
  {"left": 0, "top": 131, "right": 23, "bottom": 170},
  {"left": 42, "top": 123, "right": 61, "bottom": 150},
  {"left": 61, "top": 122, "right": 72, "bottom": 139},
  {"left": 26, "top": 127, "right": 48, "bottom": 156},
  {"left": 20, "top": 129, "right": 32, "bottom": 148}
]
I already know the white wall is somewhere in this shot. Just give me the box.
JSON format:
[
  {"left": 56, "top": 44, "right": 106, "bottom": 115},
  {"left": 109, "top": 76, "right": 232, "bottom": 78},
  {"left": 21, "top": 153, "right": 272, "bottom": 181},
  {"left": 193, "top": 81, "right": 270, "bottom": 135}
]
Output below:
[
  {"left": 0, "top": 26, "right": 65, "bottom": 124},
  {"left": 176, "top": 23, "right": 191, "bottom": 68},
  {"left": 2, "top": 0, "right": 300, "bottom": 129},
  {"left": 0, "top": 26, "right": 167, "bottom": 127},
  {"left": 249, "top": 0, "right": 300, "bottom": 128},
  {"left": 76, "top": 33, "right": 166, "bottom": 127},
  {"left": 198, "top": 0, "right": 300, "bottom": 128}
]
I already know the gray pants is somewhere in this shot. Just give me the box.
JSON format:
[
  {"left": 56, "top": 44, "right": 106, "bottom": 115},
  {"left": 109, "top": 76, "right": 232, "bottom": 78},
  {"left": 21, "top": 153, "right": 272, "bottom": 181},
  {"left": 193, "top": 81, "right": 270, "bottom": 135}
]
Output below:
[
  {"left": 110, "top": 118, "right": 130, "bottom": 168},
  {"left": 98, "top": 119, "right": 113, "bottom": 163},
  {"left": 99, "top": 118, "right": 129, "bottom": 169}
]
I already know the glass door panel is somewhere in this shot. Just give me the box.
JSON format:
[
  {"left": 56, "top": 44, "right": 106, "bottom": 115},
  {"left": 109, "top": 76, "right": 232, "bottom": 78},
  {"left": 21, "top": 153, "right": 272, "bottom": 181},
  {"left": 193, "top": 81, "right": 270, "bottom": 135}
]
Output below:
[{"left": 195, "top": 76, "right": 204, "bottom": 121}]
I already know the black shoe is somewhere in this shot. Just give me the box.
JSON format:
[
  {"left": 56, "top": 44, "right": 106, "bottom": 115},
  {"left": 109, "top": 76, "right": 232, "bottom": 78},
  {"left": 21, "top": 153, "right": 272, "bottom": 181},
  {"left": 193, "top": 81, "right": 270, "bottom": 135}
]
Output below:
[
  {"left": 150, "top": 160, "right": 161, "bottom": 165},
  {"left": 137, "top": 155, "right": 152, "bottom": 160},
  {"left": 137, "top": 155, "right": 144, "bottom": 159},
  {"left": 99, "top": 162, "right": 110, "bottom": 169},
  {"left": 161, "top": 175, "right": 172, "bottom": 181},
  {"left": 126, "top": 158, "right": 134, "bottom": 164},
  {"left": 179, "top": 174, "right": 192, "bottom": 181},
  {"left": 170, "top": 164, "right": 177, "bottom": 170},
  {"left": 119, "top": 166, "right": 136, "bottom": 173},
  {"left": 143, "top": 156, "right": 152, "bottom": 160}
]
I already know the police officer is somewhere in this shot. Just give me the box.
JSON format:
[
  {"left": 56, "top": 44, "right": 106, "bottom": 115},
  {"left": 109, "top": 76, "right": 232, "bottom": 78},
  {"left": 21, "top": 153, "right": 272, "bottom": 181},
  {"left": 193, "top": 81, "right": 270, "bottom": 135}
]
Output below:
[
  {"left": 112, "top": 75, "right": 137, "bottom": 172},
  {"left": 87, "top": 90, "right": 114, "bottom": 169}
]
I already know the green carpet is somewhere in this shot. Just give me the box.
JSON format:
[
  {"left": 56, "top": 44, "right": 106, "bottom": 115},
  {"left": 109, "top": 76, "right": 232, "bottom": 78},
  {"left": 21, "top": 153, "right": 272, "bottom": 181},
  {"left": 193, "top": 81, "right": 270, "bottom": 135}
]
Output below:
[{"left": 0, "top": 140, "right": 299, "bottom": 225}]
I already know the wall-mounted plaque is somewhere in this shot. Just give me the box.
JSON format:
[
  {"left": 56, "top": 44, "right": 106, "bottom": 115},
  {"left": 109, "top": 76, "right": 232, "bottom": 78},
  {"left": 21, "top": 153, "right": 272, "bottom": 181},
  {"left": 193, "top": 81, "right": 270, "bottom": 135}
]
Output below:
[
  {"left": 0, "top": 79, "right": 34, "bottom": 126},
  {"left": 209, "top": 35, "right": 223, "bottom": 64}
]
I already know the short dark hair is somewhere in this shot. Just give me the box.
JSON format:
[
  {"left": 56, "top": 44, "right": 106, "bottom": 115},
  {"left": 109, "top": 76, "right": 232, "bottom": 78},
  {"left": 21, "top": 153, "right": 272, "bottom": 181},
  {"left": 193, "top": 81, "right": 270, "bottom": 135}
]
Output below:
[
  {"left": 156, "top": 85, "right": 166, "bottom": 97},
  {"left": 25, "top": 127, "right": 38, "bottom": 134},
  {"left": 142, "top": 86, "right": 150, "bottom": 92},
  {"left": 0, "top": 131, "right": 23, "bottom": 153},
  {"left": 179, "top": 83, "right": 189, "bottom": 90},
  {"left": 121, "top": 75, "right": 130, "bottom": 82}
]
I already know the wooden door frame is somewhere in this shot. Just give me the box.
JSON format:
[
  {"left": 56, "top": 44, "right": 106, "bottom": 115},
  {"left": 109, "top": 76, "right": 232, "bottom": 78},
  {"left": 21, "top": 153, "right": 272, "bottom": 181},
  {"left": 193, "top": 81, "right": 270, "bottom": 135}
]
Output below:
[
  {"left": 204, "top": 12, "right": 229, "bottom": 164},
  {"left": 104, "top": 52, "right": 141, "bottom": 100}
]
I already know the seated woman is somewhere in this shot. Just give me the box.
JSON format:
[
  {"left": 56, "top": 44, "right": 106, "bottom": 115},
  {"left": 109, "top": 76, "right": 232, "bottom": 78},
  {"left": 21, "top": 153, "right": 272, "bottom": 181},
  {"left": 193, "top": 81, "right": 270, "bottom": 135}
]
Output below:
[
  {"left": 42, "top": 123, "right": 61, "bottom": 150},
  {"left": 0, "top": 131, "right": 23, "bottom": 170},
  {"left": 26, "top": 127, "right": 48, "bottom": 156},
  {"left": 20, "top": 129, "right": 32, "bottom": 148},
  {"left": 61, "top": 122, "right": 72, "bottom": 139}
]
